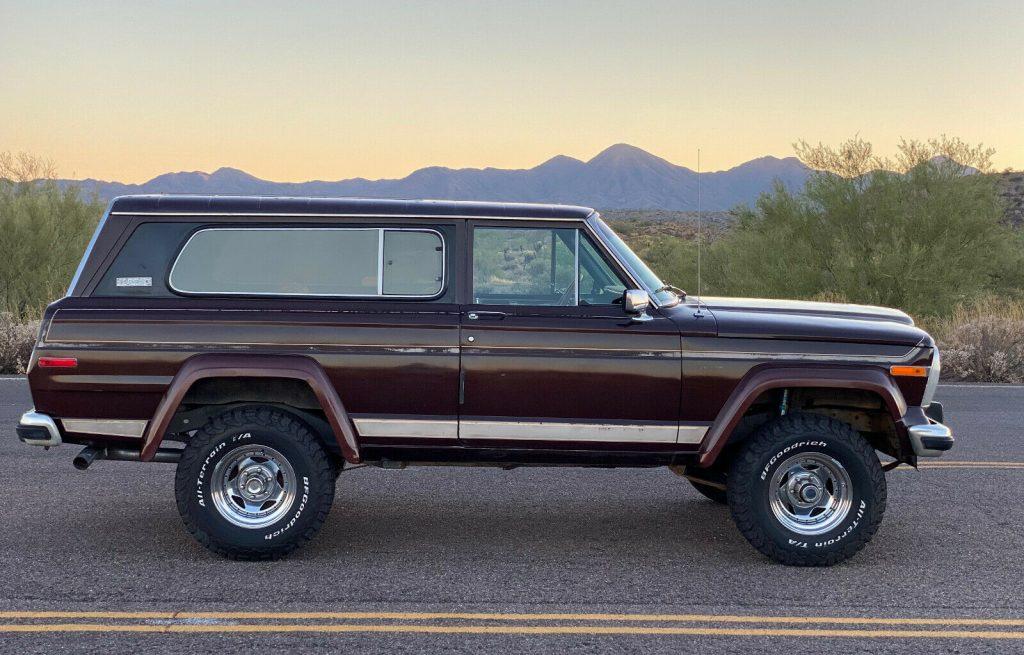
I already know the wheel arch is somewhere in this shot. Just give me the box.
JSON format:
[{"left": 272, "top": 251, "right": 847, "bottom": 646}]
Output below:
[
  {"left": 140, "top": 354, "right": 361, "bottom": 464},
  {"left": 697, "top": 365, "right": 910, "bottom": 468}
]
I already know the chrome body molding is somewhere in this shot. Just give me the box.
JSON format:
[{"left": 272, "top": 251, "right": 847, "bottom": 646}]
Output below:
[
  {"left": 60, "top": 418, "right": 148, "bottom": 438},
  {"left": 351, "top": 417, "right": 710, "bottom": 444},
  {"left": 679, "top": 347, "right": 924, "bottom": 364},
  {"left": 18, "top": 411, "right": 63, "bottom": 447},
  {"left": 460, "top": 419, "right": 707, "bottom": 444},
  {"left": 353, "top": 417, "right": 458, "bottom": 439}
]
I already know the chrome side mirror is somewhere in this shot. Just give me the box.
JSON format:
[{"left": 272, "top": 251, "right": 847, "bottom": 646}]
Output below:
[{"left": 623, "top": 289, "right": 653, "bottom": 322}]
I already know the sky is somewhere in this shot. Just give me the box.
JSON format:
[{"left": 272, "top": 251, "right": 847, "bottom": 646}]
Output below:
[{"left": 1, "top": 0, "right": 1021, "bottom": 183}]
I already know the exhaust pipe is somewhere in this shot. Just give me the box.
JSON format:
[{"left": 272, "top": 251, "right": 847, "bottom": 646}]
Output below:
[
  {"left": 73, "top": 445, "right": 182, "bottom": 470},
  {"left": 73, "top": 446, "right": 101, "bottom": 470}
]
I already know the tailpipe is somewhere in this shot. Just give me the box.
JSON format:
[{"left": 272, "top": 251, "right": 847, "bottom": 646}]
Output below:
[
  {"left": 73, "top": 446, "right": 101, "bottom": 470},
  {"left": 73, "top": 445, "right": 182, "bottom": 469}
]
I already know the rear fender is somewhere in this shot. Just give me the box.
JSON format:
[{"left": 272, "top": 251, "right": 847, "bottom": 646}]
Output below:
[{"left": 140, "top": 354, "right": 360, "bottom": 463}]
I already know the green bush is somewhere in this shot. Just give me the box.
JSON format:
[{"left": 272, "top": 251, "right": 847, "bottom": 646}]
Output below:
[
  {"left": 643, "top": 137, "right": 1023, "bottom": 317},
  {"left": 0, "top": 152, "right": 103, "bottom": 320}
]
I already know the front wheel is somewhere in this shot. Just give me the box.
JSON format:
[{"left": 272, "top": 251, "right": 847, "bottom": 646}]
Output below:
[
  {"left": 727, "top": 414, "right": 886, "bottom": 566},
  {"left": 174, "top": 407, "right": 335, "bottom": 560}
]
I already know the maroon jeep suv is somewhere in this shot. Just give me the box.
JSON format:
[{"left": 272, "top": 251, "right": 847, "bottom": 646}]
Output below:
[{"left": 17, "top": 195, "right": 952, "bottom": 565}]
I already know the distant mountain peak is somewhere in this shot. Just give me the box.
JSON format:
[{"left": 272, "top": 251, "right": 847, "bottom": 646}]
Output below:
[
  {"left": 588, "top": 143, "right": 669, "bottom": 166},
  {"left": 58, "top": 145, "right": 814, "bottom": 211}
]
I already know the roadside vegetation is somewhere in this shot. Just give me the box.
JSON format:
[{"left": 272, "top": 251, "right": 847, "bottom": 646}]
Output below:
[{"left": 1, "top": 139, "right": 1021, "bottom": 380}]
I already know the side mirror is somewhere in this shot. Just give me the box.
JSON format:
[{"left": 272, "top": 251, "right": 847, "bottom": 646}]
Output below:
[{"left": 623, "top": 289, "right": 653, "bottom": 322}]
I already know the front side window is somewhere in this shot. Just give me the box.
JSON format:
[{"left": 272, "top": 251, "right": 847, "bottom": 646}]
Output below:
[
  {"left": 472, "top": 226, "right": 626, "bottom": 306},
  {"left": 169, "top": 228, "right": 444, "bottom": 297}
]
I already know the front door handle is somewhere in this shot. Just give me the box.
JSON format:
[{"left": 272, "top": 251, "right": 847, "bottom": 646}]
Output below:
[{"left": 466, "top": 311, "right": 507, "bottom": 320}]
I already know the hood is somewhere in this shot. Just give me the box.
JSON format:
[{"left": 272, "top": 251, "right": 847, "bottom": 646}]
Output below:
[
  {"left": 697, "top": 296, "right": 914, "bottom": 325},
  {"left": 666, "top": 296, "right": 929, "bottom": 347}
]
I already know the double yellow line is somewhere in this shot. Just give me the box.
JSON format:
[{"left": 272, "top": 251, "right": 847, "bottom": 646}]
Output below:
[
  {"left": 907, "top": 460, "right": 1024, "bottom": 470},
  {"left": 3, "top": 611, "right": 1024, "bottom": 639}
]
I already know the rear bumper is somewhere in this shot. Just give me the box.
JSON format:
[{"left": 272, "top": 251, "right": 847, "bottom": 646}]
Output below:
[
  {"left": 16, "top": 410, "right": 62, "bottom": 447},
  {"left": 907, "top": 421, "right": 954, "bottom": 457}
]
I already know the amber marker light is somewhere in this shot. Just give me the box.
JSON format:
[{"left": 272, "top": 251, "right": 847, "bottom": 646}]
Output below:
[
  {"left": 890, "top": 365, "right": 928, "bottom": 378},
  {"left": 37, "top": 357, "right": 78, "bottom": 368}
]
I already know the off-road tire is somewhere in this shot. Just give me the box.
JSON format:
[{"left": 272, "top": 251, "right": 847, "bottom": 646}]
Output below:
[
  {"left": 727, "top": 413, "right": 886, "bottom": 566},
  {"left": 175, "top": 407, "right": 335, "bottom": 560},
  {"left": 689, "top": 479, "right": 729, "bottom": 505}
]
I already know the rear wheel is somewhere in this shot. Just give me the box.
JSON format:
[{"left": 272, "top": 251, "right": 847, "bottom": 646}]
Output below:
[
  {"left": 727, "top": 413, "right": 886, "bottom": 566},
  {"left": 174, "top": 407, "right": 335, "bottom": 560}
]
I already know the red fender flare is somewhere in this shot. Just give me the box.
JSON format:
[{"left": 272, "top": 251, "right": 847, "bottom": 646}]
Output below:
[
  {"left": 697, "top": 365, "right": 908, "bottom": 468},
  {"left": 140, "top": 354, "right": 361, "bottom": 464}
]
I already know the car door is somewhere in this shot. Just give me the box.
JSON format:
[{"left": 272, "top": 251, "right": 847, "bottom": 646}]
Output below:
[{"left": 458, "top": 221, "right": 683, "bottom": 450}]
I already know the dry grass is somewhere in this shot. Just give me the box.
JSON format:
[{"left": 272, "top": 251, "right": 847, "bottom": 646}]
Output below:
[
  {"left": 928, "top": 299, "right": 1024, "bottom": 383},
  {"left": 0, "top": 313, "right": 37, "bottom": 374}
]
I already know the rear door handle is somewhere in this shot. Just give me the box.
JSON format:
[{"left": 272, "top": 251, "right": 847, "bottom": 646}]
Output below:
[{"left": 466, "top": 311, "right": 507, "bottom": 320}]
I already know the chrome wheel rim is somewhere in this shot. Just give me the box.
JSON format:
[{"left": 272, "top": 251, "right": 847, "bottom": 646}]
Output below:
[
  {"left": 211, "top": 444, "right": 296, "bottom": 529},
  {"left": 768, "top": 452, "right": 853, "bottom": 536}
]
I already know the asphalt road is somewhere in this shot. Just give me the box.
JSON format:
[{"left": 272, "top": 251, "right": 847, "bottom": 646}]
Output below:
[{"left": 2, "top": 378, "right": 1023, "bottom": 654}]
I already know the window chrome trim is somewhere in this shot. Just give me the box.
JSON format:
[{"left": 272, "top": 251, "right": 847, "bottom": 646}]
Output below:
[
  {"left": 67, "top": 199, "right": 115, "bottom": 296},
  {"left": 573, "top": 229, "right": 580, "bottom": 306},
  {"left": 584, "top": 214, "right": 660, "bottom": 308},
  {"left": 167, "top": 227, "right": 446, "bottom": 299},
  {"left": 111, "top": 212, "right": 586, "bottom": 221}
]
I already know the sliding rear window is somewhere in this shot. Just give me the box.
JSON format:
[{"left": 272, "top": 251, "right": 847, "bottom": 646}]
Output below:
[{"left": 169, "top": 227, "right": 445, "bottom": 297}]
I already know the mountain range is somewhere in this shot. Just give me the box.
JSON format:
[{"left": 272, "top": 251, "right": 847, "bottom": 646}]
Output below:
[{"left": 58, "top": 144, "right": 813, "bottom": 211}]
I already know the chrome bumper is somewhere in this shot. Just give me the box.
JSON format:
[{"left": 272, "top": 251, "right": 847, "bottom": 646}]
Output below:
[
  {"left": 16, "top": 410, "right": 62, "bottom": 447},
  {"left": 908, "top": 421, "right": 954, "bottom": 457}
]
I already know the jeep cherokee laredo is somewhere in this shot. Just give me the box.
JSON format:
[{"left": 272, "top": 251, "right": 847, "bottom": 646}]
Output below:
[{"left": 16, "top": 195, "right": 952, "bottom": 565}]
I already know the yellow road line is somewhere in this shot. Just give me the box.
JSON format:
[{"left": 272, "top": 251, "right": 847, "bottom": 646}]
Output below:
[
  {"left": 4, "top": 611, "right": 1024, "bottom": 627},
  {"left": 1, "top": 623, "right": 1024, "bottom": 639},
  {"left": 918, "top": 461, "right": 1024, "bottom": 466}
]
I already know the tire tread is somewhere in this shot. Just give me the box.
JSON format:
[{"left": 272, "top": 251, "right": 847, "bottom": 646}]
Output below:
[
  {"left": 174, "top": 406, "right": 335, "bottom": 561},
  {"left": 727, "top": 413, "right": 886, "bottom": 566}
]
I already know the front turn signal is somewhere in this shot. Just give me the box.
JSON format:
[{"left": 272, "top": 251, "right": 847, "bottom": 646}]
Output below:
[{"left": 890, "top": 365, "right": 928, "bottom": 378}]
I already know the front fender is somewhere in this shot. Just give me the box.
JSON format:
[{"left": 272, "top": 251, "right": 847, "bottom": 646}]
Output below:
[
  {"left": 139, "top": 354, "right": 361, "bottom": 464},
  {"left": 697, "top": 365, "right": 908, "bottom": 468}
]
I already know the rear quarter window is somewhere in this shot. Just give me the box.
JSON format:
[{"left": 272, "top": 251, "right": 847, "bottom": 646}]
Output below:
[
  {"left": 93, "top": 223, "right": 450, "bottom": 300},
  {"left": 170, "top": 227, "right": 445, "bottom": 297}
]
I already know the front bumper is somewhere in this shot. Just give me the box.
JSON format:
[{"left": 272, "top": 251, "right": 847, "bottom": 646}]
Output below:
[
  {"left": 907, "top": 421, "right": 954, "bottom": 457},
  {"left": 16, "top": 410, "right": 62, "bottom": 447}
]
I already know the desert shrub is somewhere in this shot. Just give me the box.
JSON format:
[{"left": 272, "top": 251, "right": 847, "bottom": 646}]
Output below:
[
  {"left": 0, "top": 152, "right": 103, "bottom": 320},
  {"left": 930, "top": 298, "right": 1024, "bottom": 383},
  {"left": 0, "top": 313, "right": 38, "bottom": 374},
  {"left": 690, "top": 137, "right": 1023, "bottom": 317}
]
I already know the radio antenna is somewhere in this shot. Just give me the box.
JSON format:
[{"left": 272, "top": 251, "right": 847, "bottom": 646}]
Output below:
[{"left": 694, "top": 148, "right": 705, "bottom": 317}]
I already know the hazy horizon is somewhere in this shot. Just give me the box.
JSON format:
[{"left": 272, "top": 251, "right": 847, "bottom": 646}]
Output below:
[{"left": 2, "top": 1, "right": 1021, "bottom": 183}]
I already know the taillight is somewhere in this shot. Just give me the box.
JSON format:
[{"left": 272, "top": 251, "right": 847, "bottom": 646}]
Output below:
[{"left": 37, "top": 357, "right": 78, "bottom": 368}]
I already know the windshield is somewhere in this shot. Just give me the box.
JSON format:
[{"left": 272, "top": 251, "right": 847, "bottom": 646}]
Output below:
[{"left": 592, "top": 217, "right": 681, "bottom": 307}]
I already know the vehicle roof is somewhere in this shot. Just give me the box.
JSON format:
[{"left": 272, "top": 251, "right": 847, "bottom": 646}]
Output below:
[{"left": 108, "top": 195, "right": 596, "bottom": 220}]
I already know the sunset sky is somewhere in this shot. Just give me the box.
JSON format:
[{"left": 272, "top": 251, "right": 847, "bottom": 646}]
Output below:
[{"left": 1, "top": 0, "right": 1021, "bottom": 183}]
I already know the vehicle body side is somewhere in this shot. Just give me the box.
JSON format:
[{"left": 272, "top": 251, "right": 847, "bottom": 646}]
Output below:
[{"left": 23, "top": 195, "right": 943, "bottom": 471}]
